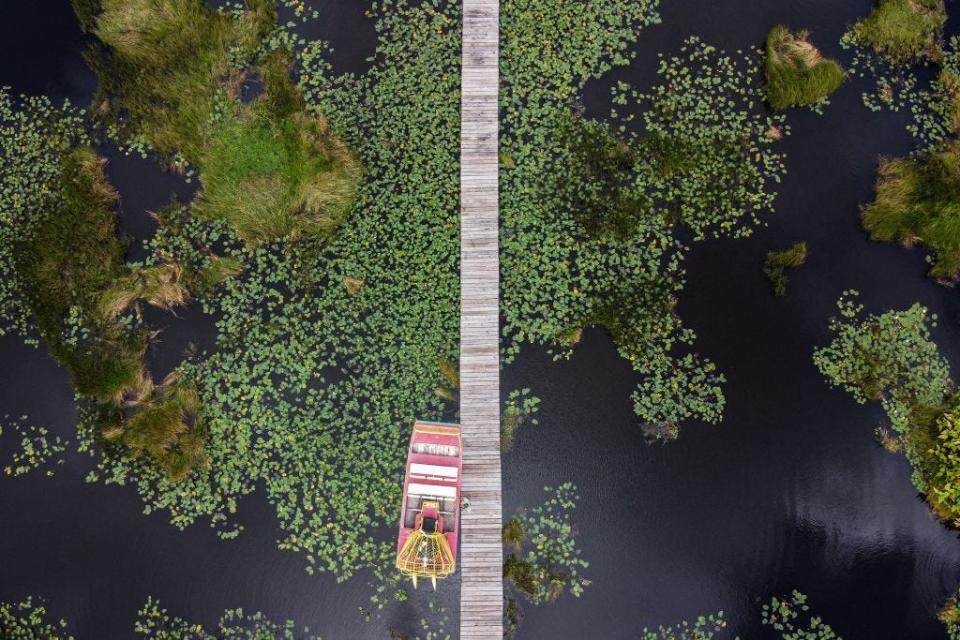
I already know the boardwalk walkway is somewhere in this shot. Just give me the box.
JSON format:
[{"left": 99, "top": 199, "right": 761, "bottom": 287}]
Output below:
[{"left": 458, "top": 0, "right": 502, "bottom": 637}]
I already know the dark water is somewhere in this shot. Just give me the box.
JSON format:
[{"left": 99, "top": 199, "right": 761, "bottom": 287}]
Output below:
[
  {"left": 3, "top": 0, "right": 960, "bottom": 639},
  {"left": 504, "top": 1, "right": 960, "bottom": 639}
]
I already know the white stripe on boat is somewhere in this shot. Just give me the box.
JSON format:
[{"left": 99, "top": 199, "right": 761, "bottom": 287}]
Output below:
[{"left": 410, "top": 463, "right": 459, "bottom": 480}]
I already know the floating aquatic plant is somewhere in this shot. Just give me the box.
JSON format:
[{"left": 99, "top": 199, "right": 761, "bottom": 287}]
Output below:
[
  {"left": 813, "top": 292, "right": 960, "bottom": 524},
  {"left": 1, "top": 416, "right": 67, "bottom": 478},
  {"left": 503, "top": 483, "right": 589, "bottom": 605},
  {"left": 134, "top": 596, "right": 319, "bottom": 639},
  {"left": 0, "top": 597, "right": 73, "bottom": 640}
]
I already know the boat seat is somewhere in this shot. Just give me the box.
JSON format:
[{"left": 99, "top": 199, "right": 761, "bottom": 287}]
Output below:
[
  {"left": 407, "top": 482, "right": 457, "bottom": 499},
  {"left": 413, "top": 443, "right": 458, "bottom": 457}
]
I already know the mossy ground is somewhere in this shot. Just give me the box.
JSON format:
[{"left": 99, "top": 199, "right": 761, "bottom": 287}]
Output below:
[{"left": 763, "top": 26, "right": 844, "bottom": 109}]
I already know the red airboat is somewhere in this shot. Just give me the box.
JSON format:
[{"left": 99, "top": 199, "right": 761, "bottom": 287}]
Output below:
[{"left": 395, "top": 421, "right": 462, "bottom": 589}]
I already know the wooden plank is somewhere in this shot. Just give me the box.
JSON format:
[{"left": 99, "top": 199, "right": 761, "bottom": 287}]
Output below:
[{"left": 459, "top": 0, "right": 502, "bottom": 637}]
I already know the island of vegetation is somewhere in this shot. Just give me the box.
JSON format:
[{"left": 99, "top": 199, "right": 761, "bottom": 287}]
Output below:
[
  {"left": 814, "top": 292, "right": 960, "bottom": 526},
  {"left": 847, "top": 0, "right": 945, "bottom": 65},
  {"left": 763, "top": 26, "right": 844, "bottom": 110}
]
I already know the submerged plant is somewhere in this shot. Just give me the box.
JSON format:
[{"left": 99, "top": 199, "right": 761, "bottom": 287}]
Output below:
[
  {"left": 763, "top": 26, "right": 844, "bottom": 110},
  {"left": 763, "top": 241, "right": 808, "bottom": 296}
]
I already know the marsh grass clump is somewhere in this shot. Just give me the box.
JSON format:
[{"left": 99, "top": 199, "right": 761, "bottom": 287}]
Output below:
[
  {"left": 11, "top": 146, "right": 147, "bottom": 400},
  {"left": 849, "top": 0, "right": 946, "bottom": 64},
  {"left": 763, "top": 241, "right": 807, "bottom": 296},
  {"left": 862, "top": 141, "right": 960, "bottom": 280},
  {"left": 99, "top": 263, "right": 188, "bottom": 320},
  {"left": 114, "top": 378, "right": 208, "bottom": 482},
  {"left": 763, "top": 26, "right": 844, "bottom": 109},
  {"left": 78, "top": 0, "right": 359, "bottom": 245},
  {"left": 940, "top": 591, "right": 960, "bottom": 639},
  {"left": 0, "top": 92, "right": 211, "bottom": 484}
]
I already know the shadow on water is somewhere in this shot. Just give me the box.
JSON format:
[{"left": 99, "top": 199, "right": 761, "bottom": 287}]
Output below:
[{"left": 503, "top": 0, "right": 960, "bottom": 638}]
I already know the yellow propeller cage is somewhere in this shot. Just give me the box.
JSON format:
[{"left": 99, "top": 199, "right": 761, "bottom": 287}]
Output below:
[{"left": 395, "top": 529, "right": 456, "bottom": 583}]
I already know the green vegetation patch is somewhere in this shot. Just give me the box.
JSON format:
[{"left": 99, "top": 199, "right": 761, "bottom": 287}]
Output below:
[
  {"left": 847, "top": 36, "right": 960, "bottom": 281},
  {"left": 77, "top": 0, "right": 464, "bottom": 583},
  {"left": 813, "top": 292, "right": 960, "bottom": 524},
  {"left": 640, "top": 591, "right": 840, "bottom": 639},
  {"left": 501, "top": 388, "right": 540, "bottom": 452},
  {"left": 862, "top": 142, "right": 960, "bottom": 280},
  {"left": 2, "top": 416, "right": 67, "bottom": 477},
  {"left": 763, "top": 241, "right": 807, "bottom": 296},
  {"left": 848, "top": 0, "right": 945, "bottom": 65},
  {"left": 0, "top": 91, "right": 214, "bottom": 483},
  {"left": 502, "top": 484, "right": 589, "bottom": 607},
  {"left": 12, "top": 146, "right": 146, "bottom": 399},
  {"left": 78, "top": 0, "right": 359, "bottom": 244},
  {"left": 501, "top": 24, "right": 787, "bottom": 438},
  {"left": 0, "top": 597, "right": 73, "bottom": 640},
  {"left": 134, "top": 597, "right": 319, "bottom": 639},
  {"left": 763, "top": 26, "right": 844, "bottom": 110}
]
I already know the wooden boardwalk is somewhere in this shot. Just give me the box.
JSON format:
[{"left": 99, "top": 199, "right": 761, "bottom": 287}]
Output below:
[{"left": 458, "top": 0, "right": 502, "bottom": 637}]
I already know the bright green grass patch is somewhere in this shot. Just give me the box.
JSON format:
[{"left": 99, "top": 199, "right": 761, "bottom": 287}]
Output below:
[
  {"left": 862, "top": 141, "right": 960, "bottom": 280},
  {"left": 12, "top": 147, "right": 146, "bottom": 400},
  {"left": 763, "top": 241, "right": 807, "bottom": 296},
  {"left": 763, "top": 26, "right": 844, "bottom": 109},
  {"left": 849, "top": 0, "right": 946, "bottom": 64},
  {"left": 194, "top": 53, "right": 359, "bottom": 243},
  {"left": 78, "top": 0, "right": 359, "bottom": 245}
]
